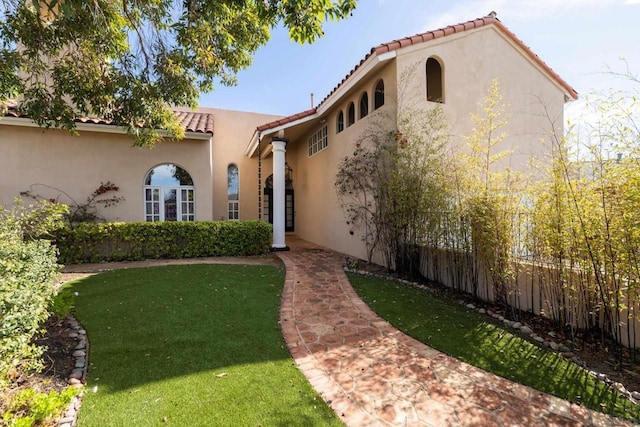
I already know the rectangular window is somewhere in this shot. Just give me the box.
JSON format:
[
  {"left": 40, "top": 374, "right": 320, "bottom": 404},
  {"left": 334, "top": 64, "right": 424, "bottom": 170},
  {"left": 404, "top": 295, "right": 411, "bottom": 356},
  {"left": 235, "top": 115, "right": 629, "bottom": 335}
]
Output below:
[
  {"left": 144, "top": 186, "right": 194, "bottom": 222},
  {"left": 145, "top": 188, "right": 161, "bottom": 222},
  {"left": 228, "top": 201, "right": 239, "bottom": 220},
  {"left": 181, "top": 189, "right": 195, "bottom": 221},
  {"left": 308, "top": 125, "right": 328, "bottom": 157}
]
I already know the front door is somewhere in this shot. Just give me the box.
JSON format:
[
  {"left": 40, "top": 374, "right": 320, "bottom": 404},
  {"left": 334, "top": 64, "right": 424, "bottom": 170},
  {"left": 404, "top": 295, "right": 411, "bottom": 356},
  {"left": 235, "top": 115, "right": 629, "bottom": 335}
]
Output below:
[{"left": 264, "top": 175, "right": 294, "bottom": 232}]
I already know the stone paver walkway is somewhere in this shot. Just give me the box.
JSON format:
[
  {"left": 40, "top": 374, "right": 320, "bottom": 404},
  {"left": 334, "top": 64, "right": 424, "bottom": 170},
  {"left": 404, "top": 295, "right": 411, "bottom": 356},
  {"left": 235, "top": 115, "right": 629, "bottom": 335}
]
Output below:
[{"left": 278, "top": 236, "right": 634, "bottom": 426}]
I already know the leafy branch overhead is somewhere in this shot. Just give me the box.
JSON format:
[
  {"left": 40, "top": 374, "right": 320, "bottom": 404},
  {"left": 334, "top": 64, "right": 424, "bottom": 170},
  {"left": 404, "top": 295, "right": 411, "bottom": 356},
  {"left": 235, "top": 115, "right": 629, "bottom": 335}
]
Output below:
[{"left": 0, "top": 0, "right": 356, "bottom": 146}]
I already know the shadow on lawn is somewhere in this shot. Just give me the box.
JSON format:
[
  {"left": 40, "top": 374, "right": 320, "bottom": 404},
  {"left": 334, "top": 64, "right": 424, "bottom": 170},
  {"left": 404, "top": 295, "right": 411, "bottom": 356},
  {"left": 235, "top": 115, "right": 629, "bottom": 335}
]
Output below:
[
  {"left": 462, "top": 322, "right": 634, "bottom": 416},
  {"left": 63, "top": 264, "right": 292, "bottom": 392}
]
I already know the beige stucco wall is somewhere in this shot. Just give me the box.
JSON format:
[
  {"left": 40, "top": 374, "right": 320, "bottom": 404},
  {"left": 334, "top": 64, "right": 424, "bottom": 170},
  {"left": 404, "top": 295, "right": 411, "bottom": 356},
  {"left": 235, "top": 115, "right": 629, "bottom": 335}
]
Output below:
[
  {"left": 1, "top": 23, "right": 570, "bottom": 264},
  {"left": 394, "top": 25, "right": 567, "bottom": 178},
  {"left": 0, "top": 123, "right": 214, "bottom": 221},
  {"left": 195, "top": 107, "right": 281, "bottom": 221},
  {"left": 277, "top": 25, "right": 569, "bottom": 262},
  {"left": 284, "top": 61, "right": 398, "bottom": 261}
]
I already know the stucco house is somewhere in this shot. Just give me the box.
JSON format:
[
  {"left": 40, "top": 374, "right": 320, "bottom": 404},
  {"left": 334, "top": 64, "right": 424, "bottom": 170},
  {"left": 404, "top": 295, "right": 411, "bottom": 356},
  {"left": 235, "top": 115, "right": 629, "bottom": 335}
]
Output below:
[{"left": 0, "top": 12, "right": 576, "bottom": 261}]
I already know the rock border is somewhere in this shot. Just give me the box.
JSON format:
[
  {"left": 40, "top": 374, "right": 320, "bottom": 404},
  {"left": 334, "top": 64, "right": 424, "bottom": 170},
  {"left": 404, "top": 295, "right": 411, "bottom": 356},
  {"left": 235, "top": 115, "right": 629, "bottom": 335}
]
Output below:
[
  {"left": 56, "top": 315, "right": 89, "bottom": 427},
  {"left": 344, "top": 263, "right": 640, "bottom": 408}
]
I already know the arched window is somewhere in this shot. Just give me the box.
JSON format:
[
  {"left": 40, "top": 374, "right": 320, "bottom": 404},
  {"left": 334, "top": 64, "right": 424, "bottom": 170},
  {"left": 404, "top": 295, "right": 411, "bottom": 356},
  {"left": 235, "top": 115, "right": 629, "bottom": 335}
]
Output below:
[
  {"left": 359, "top": 92, "right": 369, "bottom": 119},
  {"left": 347, "top": 102, "right": 355, "bottom": 126},
  {"left": 227, "top": 164, "right": 239, "bottom": 220},
  {"left": 336, "top": 110, "right": 344, "bottom": 133},
  {"left": 374, "top": 79, "right": 385, "bottom": 109},
  {"left": 144, "top": 163, "right": 194, "bottom": 221},
  {"left": 426, "top": 57, "right": 444, "bottom": 103}
]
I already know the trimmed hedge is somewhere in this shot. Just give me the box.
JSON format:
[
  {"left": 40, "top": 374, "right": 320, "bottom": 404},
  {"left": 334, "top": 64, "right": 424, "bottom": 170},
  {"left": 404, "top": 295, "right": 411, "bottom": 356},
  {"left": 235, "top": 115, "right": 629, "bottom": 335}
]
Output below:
[{"left": 55, "top": 221, "right": 273, "bottom": 264}]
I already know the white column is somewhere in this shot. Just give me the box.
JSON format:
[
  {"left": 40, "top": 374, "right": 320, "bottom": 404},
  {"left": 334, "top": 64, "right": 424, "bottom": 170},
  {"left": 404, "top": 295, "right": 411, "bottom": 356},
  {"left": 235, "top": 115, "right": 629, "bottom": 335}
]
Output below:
[{"left": 270, "top": 137, "right": 289, "bottom": 251}]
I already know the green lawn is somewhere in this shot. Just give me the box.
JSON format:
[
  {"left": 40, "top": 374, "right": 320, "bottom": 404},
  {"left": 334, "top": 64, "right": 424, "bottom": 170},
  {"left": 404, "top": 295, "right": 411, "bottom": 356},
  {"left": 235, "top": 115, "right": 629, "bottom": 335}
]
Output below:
[
  {"left": 347, "top": 272, "right": 640, "bottom": 422},
  {"left": 63, "top": 264, "right": 342, "bottom": 426}
]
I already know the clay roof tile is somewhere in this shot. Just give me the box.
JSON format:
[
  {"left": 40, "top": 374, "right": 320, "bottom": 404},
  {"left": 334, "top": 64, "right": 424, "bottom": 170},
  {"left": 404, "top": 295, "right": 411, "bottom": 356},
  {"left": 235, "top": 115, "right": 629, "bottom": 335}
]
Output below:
[
  {"left": 260, "top": 11, "right": 577, "bottom": 132},
  {"left": 2, "top": 101, "right": 215, "bottom": 136}
]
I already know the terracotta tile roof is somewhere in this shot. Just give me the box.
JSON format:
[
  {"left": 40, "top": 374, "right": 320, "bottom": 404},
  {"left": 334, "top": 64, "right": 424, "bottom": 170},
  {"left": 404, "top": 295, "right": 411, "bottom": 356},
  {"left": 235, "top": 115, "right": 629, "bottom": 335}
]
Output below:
[
  {"left": 2, "top": 100, "right": 214, "bottom": 135},
  {"left": 256, "top": 108, "right": 316, "bottom": 132},
  {"left": 257, "top": 12, "right": 578, "bottom": 133},
  {"left": 317, "top": 12, "right": 577, "bottom": 109},
  {"left": 173, "top": 110, "right": 215, "bottom": 134}
]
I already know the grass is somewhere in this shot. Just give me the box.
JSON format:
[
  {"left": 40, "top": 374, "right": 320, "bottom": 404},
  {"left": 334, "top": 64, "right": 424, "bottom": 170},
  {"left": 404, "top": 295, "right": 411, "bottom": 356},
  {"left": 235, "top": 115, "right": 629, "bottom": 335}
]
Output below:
[
  {"left": 62, "top": 264, "right": 343, "bottom": 426},
  {"left": 347, "top": 272, "right": 640, "bottom": 422}
]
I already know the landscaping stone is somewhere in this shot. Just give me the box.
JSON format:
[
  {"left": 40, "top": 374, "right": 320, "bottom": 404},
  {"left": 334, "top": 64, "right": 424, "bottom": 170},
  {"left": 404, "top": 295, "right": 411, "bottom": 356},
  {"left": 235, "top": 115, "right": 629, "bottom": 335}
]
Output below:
[
  {"left": 478, "top": 308, "right": 486, "bottom": 314},
  {"left": 534, "top": 336, "right": 544, "bottom": 343},
  {"left": 466, "top": 303, "right": 476, "bottom": 309},
  {"left": 73, "top": 350, "right": 86, "bottom": 357},
  {"left": 614, "top": 382, "right": 627, "bottom": 394},
  {"left": 69, "top": 369, "right": 83, "bottom": 379},
  {"left": 549, "top": 342, "right": 559, "bottom": 351},
  {"left": 521, "top": 326, "right": 532, "bottom": 334},
  {"left": 559, "top": 344, "right": 571, "bottom": 353},
  {"left": 75, "top": 357, "right": 86, "bottom": 368},
  {"left": 512, "top": 322, "right": 522, "bottom": 329},
  {"left": 632, "top": 391, "right": 640, "bottom": 400}
]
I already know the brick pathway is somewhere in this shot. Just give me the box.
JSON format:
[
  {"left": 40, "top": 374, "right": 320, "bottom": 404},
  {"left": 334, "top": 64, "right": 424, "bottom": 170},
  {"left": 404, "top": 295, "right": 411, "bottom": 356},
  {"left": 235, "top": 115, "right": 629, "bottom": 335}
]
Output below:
[{"left": 277, "top": 236, "right": 634, "bottom": 426}]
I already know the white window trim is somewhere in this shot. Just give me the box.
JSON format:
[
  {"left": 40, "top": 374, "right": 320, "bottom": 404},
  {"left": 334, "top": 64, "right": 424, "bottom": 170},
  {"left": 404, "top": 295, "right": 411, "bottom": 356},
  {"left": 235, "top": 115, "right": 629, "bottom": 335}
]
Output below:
[
  {"left": 143, "top": 185, "right": 195, "bottom": 222},
  {"left": 308, "top": 125, "right": 328, "bottom": 157}
]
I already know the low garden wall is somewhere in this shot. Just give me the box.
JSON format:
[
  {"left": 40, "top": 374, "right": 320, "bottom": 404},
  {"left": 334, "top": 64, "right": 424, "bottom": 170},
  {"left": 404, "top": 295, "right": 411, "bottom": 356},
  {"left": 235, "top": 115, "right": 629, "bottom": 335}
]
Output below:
[
  {"left": 55, "top": 220, "right": 272, "bottom": 264},
  {"left": 419, "top": 246, "right": 640, "bottom": 349}
]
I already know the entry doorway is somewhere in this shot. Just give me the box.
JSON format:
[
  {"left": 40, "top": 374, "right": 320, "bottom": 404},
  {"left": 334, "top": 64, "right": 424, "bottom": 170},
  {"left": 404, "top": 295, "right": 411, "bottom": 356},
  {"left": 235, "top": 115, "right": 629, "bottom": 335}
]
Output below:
[{"left": 264, "top": 174, "right": 294, "bottom": 232}]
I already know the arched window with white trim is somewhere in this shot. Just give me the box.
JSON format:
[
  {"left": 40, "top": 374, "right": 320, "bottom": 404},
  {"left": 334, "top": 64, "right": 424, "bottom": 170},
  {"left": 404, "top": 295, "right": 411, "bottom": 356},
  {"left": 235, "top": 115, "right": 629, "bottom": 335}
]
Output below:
[
  {"left": 227, "top": 163, "right": 239, "bottom": 220},
  {"left": 144, "top": 164, "right": 195, "bottom": 221}
]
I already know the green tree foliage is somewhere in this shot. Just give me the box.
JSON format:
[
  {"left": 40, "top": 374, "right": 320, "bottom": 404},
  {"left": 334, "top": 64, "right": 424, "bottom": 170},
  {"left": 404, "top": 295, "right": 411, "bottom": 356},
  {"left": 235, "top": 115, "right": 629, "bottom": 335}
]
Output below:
[
  {"left": 530, "top": 73, "right": 640, "bottom": 352},
  {"left": 0, "top": 200, "right": 67, "bottom": 386},
  {"left": 0, "top": 0, "right": 356, "bottom": 146},
  {"left": 335, "top": 104, "right": 453, "bottom": 273},
  {"left": 460, "top": 78, "right": 521, "bottom": 307}
]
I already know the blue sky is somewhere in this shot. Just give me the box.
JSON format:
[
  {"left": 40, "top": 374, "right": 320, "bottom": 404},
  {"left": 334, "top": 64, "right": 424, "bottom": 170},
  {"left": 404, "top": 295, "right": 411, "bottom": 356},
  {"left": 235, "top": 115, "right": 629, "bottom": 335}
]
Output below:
[{"left": 199, "top": 0, "right": 640, "bottom": 122}]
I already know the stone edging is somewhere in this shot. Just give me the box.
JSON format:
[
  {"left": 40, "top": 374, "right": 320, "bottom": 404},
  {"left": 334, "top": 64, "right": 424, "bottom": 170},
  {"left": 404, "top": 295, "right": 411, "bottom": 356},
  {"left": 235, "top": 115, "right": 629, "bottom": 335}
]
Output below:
[
  {"left": 344, "top": 265, "right": 640, "bottom": 408},
  {"left": 56, "top": 315, "right": 89, "bottom": 427}
]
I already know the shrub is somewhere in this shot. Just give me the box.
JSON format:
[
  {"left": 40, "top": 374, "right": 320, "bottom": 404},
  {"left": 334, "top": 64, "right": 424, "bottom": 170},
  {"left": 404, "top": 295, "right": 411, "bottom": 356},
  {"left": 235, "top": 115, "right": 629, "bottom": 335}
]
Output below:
[
  {"left": 55, "top": 220, "right": 272, "bottom": 264},
  {"left": 2, "top": 386, "right": 79, "bottom": 426},
  {"left": 21, "top": 182, "right": 124, "bottom": 225},
  {"left": 0, "top": 201, "right": 67, "bottom": 386}
]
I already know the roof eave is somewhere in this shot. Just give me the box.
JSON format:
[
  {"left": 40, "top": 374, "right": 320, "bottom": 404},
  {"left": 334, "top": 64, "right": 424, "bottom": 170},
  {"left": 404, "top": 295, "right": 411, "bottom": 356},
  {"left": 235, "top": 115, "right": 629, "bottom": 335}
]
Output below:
[
  {"left": 246, "top": 112, "right": 320, "bottom": 157},
  {"left": 0, "top": 116, "right": 213, "bottom": 140},
  {"left": 490, "top": 20, "right": 578, "bottom": 101},
  {"left": 316, "top": 50, "right": 396, "bottom": 115},
  {"left": 246, "top": 50, "right": 397, "bottom": 156}
]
